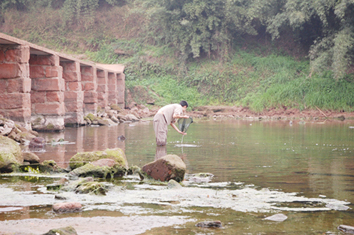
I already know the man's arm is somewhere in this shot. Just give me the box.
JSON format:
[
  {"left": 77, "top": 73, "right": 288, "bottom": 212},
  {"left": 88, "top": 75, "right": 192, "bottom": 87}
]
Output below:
[
  {"left": 173, "top": 113, "right": 189, "bottom": 119},
  {"left": 171, "top": 123, "right": 187, "bottom": 135}
]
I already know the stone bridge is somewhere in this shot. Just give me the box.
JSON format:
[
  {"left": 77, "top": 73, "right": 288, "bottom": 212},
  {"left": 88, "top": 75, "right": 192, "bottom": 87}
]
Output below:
[{"left": 0, "top": 33, "right": 125, "bottom": 131}]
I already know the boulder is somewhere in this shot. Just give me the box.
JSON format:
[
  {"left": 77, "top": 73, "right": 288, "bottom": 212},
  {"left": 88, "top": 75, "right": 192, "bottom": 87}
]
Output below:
[
  {"left": 338, "top": 225, "right": 354, "bottom": 234},
  {"left": 43, "top": 226, "right": 77, "bottom": 235},
  {"left": 52, "top": 202, "right": 82, "bottom": 213},
  {"left": 141, "top": 154, "right": 186, "bottom": 182},
  {"left": 69, "top": 148, "right": 127, "bottom": 170},
  {"left": 22, "top": 152, "right": 40, "bottom": 163},
  {"left": 0, "top": 136, "right": 23, "bottom": 173}
]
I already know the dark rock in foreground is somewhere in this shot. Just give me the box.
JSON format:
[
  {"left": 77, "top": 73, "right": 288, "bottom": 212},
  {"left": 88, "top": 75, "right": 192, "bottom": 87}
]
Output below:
[
  {"left": 142, "top": 154, "right": 186, "bottom": 182},
  {"left": 196, "top": 221, "right": 222, "bottom": 228}
]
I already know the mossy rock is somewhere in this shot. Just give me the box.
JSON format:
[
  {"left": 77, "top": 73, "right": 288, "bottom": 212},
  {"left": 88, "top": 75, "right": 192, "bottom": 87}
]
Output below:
[
  {"left": 69, "top": 148, "right": 127, "bottom": 170},
  {"left": 43, "top": 226, "right": 77, "bottom": 235},
  {"left": 85, "top": 113, "right": 97, "bottom": 122},
  {"left": 0, "top": 136, "right": 23, "bottom": 173},
  {"left": 75, "top": 181, "right": 109, "bottom": 195},
  {"left": 69, "top": 163, "right": 126, "bottom": 179}
]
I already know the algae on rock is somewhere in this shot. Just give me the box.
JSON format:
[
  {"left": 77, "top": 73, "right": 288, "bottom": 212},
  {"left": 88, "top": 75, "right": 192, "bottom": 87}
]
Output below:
[{"left": 69, "top": 148, "right": 127, "bottom": 170}]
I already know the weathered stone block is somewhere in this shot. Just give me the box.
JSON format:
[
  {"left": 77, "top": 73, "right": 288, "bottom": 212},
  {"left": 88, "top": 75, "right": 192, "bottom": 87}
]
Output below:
[
  {"left": 68, "top": 81, "right": 81, "bottom": 91},
  {"left": 47, "top": 91, "right": 64, "bottom": 103},
  {"left": 45, "top": 66, "right": 60, "bottom": 78},
  {"left": 34, "top": 103, "right": 65, "bottom": 115},
  {"left": 4, "top": 46, "right": 30, "bottom": 63},
  {"left": 0, "top": 80, "right": 7, "bottom": 93},
  {"left": 0, "top": 64, "right": 20, "bottom": 79},
  {"left": 32, "top": 78, "right": 62, "bottom": 91},
  {"left": 82, "top": 82, "right": 95, "bottom": 91},
  {"left": 84, "top": 91, "right": 97, "bottom": 103},
  {"left": 31, "top": 91, "right": 46, "bottom": 103},
  {"left": 0, "top": 93, "right": 29, "bottom": 109},
  {"left": 7, "top": 78, "right": 31, "bottom": 93},
  {"left": 30, "top": 65, "right": 45, "bottom": 78},
  {"left": 97, "top": 84, "right": 107, "bottom": 93}
]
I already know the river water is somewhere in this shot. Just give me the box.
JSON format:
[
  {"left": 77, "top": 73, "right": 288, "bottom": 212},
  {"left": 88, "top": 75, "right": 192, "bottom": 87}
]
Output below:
[{"left": 1, "top": 118, "right": 354, "bottom": 234}]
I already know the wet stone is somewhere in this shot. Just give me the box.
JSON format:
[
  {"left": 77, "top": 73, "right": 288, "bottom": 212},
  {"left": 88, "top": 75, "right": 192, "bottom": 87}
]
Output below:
[
  {"left": 196, "top": 221, "right": 222, "bottom": 228},
  {"left": 52, "top": 202, "right": 82, "bottom": 213},
  {"left": 338, "top": 225, "right": 354, "bottom": 234},
  {"left": 142, "top": 154, "right": 186, "bottom": 182}
]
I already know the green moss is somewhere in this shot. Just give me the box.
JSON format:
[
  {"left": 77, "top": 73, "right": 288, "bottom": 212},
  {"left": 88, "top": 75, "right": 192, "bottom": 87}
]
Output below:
[
  {"left": 86, "top": 113, "right": 97, "bottom": 122},
  {"left": 69, "top": 163, "right": 126, "bottom": 179},
  {"left": 46, "top": 123, "right": 55, "bottom": 129}
]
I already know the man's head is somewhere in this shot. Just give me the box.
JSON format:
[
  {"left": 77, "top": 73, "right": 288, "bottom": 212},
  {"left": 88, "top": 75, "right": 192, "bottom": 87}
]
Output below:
[{"left": 180, "top": 100, "right": 188, "bottom": 108}]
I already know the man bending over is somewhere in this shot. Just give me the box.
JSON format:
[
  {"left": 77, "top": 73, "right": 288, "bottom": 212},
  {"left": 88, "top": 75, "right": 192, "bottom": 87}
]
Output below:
[{"left": 153, "top": 100, "right": 189, "bottom": 146}]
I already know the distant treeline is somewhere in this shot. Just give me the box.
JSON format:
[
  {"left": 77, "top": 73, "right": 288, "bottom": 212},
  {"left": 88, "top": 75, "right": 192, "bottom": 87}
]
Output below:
[{"left": 1, "top": 0, "right": 353, "bottom": 80}]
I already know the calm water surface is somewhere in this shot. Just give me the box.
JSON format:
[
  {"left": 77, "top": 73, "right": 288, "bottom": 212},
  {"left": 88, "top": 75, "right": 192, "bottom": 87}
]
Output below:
[{"left": 1, "top": 119, "right": 354, "bottom": 234}]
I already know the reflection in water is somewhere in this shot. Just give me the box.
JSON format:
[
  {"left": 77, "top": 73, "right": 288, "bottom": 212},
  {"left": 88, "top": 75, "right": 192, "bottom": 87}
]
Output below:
[{"left": 155, "top": 145, "right": 167, "bottom": 160}]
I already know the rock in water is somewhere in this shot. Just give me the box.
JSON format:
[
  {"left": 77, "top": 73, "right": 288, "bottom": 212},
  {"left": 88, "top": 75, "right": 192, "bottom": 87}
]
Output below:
[
  {"left": 142, "top": 154, "right": 186, "bottom": 182},
  {"left": 264, "top": 213, "right": 288, "bottom": 222},
  {"left": 52, "top": 202, "right": 82, "bottom": 213},
  {"left": 196, "top": 221, "right": 222, "bottom": 228},
  {"left": 43, "top": 226, "right": 78, "bottom": 235},
  {"left": 338, "top": 225, "right": 354, "bottom": 234},
  {"left": 0, "top": 136, "right": 23, "bottom": 173}
]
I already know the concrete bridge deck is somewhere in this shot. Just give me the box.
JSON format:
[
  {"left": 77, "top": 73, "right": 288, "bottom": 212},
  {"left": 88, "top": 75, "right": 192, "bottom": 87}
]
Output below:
[{"left": 0, "top": 33, "right": 125, "bottom": 130}]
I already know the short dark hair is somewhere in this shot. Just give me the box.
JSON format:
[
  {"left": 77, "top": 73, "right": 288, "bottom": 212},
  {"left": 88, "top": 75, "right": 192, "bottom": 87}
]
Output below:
[{"left": 180, "top": 100, "right": 188, "bottom": 107}]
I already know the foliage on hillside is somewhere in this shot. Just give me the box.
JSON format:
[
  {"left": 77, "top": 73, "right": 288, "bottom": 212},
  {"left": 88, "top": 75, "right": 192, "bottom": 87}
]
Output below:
[{"left": 1, "top": 0, "right": 354, "bottom": 112}]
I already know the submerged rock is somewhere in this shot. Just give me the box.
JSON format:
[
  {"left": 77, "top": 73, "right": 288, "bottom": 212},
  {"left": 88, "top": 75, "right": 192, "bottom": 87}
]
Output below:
[
  {"left": 338, "top": 225, "right": 354, "bottom": 234},
  {"left": 29, "top": 137, "right": 45, "bottom": 149},
  {"left": 196, "top": 221, "right": 222, "bottom": 228},
  {"left": 52, "top": 202, "right": 82, "bottom": 213},
  {"left": 0, "top": 135, "right": 23, "bottom": 173},
  {"left": 142, "top": 154, "right": 186, "bottom": 182},
  {"left": 43, "top": 226, "right": 78, "bottom": 235},
  {"left": 69, "top": 148, "right": 127, "bottom": 170},
  {"left": 168, "top": 179, "right": 182, "bottom": 189}
]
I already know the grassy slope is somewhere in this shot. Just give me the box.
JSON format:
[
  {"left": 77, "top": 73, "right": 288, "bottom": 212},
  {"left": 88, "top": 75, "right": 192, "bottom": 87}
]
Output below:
[{"left": 1, "top": 4, "right": 353, "bottom": 112}]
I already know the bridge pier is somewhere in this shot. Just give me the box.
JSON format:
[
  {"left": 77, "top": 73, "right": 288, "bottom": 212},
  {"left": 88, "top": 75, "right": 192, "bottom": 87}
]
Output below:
[
  {"left": 0, "top": 33, "right": 125, "bottom": 131},
  {"left": 0, "top": 45, "right": 31, "bottom": 127}
]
